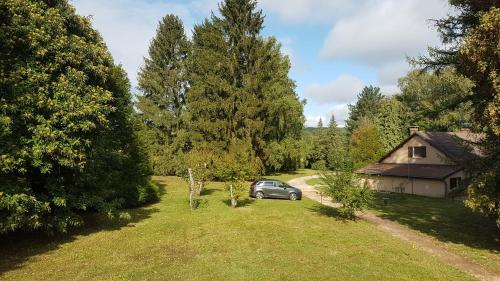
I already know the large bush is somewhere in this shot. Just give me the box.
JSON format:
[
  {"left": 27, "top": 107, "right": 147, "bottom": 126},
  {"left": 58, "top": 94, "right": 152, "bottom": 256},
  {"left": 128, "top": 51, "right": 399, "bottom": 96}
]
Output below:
[{"left": 0, "top": 0, "right": 155, "bottom": 233}]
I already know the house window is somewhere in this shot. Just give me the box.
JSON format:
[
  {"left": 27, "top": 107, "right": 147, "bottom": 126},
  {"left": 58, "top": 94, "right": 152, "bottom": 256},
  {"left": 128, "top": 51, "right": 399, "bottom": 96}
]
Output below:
[
  {"left": 450, "top": 177, "right": 462, "bottom": 189},
  {"left": 408, "top": 146, "right": 426, "bottom": 158}
]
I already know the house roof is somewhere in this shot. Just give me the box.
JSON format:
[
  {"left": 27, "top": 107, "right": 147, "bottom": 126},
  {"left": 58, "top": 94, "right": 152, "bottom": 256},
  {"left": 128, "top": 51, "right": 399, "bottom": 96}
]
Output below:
[
  {"left": 357, "top": 163, "right": 463, "bottom": 180},
  {"left": 378, "top": 130, "right": 484, "bottom": 163}
]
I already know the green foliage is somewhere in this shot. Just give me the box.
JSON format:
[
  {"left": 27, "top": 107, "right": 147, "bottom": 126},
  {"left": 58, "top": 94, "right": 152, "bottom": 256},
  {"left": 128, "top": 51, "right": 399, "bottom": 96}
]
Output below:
[
  {"left": 308, "top": 116, "right": 351, "bottom": 171},
  {"left": 398, "top": 68, "right": 474, "bottom": 131},
  {"left": 346, "top": 86, "right": 384, "bottom": 133},
  {"left": 0, "top": 0, "right": 154, "bottom": 233},
  {"left": 311, "top": 160, "right": 327, "bottom": 171},
  {"left": 375, "top": 97, "right": 408, "bottom": 152},
  {"left": 350, "top": 118, "right": 385, "bottom": 169},
  {"left": 419, "top": 1, "right": 499, "bottom": 226},
  {"left": 136, "top": 15, "right": 190, "bottom": 176},
  {"left": 465, "top": 169, "right": 500, "bottom": 227},
  {"left": 187, "top": 0, "right": 304, "bottom": 173},
  {"left": 216, "top": 140, "right": 263, "bottom": 181},
  {"left": 321, "top": 171, "right": 373, "bottom": 219}
]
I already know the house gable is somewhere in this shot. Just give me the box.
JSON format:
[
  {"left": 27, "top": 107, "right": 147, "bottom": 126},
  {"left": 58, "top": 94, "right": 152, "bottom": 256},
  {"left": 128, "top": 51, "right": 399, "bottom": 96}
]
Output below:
[{"left": 380, "top": 134, "right": 454, "bottom": 165}]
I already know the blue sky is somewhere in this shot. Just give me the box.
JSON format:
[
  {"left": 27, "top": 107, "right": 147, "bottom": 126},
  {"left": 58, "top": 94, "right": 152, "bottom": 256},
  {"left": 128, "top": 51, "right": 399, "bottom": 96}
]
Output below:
[{"left": 72, "top": 0, "right": 453, "bottom": 126}]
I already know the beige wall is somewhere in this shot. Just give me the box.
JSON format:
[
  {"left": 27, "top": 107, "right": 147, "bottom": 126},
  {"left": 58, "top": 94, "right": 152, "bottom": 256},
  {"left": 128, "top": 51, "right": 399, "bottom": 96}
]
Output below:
[
  {"left": 361, "top": 175, "right": 446, "bottom": 198},
  {"left": 381, "top": 135, "right": 454, "bottom": 165}
]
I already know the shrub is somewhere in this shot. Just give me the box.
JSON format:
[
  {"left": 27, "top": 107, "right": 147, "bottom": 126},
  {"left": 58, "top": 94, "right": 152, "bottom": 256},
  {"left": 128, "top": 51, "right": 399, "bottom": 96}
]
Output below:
[
  {"left": 312, "top": 160, "right": 327, "bottom": 171},
  {"left": 321, "top": 171, "right": 373, "bottom": 219}
]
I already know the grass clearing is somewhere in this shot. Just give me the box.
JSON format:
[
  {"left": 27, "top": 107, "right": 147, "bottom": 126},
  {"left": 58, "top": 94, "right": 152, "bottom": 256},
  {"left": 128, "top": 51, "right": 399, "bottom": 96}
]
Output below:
[
  {"left": 0, "top": 175, "right": 476, "bottom": 281},
  {"left": 369, "top": 192, "right": 500, "bottom": 272}
]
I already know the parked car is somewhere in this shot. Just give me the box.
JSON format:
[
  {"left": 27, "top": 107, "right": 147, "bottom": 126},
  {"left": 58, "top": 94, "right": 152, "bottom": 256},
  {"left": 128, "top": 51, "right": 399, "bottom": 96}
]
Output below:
[{"left": 249, "top": 179, "right": 302, "bottom": 200}]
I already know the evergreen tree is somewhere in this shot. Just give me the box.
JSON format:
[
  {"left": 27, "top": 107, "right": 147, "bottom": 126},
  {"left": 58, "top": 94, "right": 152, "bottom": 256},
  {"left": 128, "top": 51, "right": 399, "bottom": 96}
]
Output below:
[
  {"left": 419, "top": 1, "right": 499, "bottom": 225},
  {"left": 325, "top": 115, "right": 351, "bottom": 171},
  {"left": 136, "top": 15, "right": 190, "bottom": 175},
  {"left": 349, "top": 118, "right": 385, "bottom": 169},
  {"left": 187, "top": 0, "right": 304, "bottom": 173},
  {"left": 317, "top": 118, "right": 324, "bottom": 129},
  {"left": 376, "top": 97, "right": 408, "bottom": 152},
  {"left": 0, "top": 0, "right": 155, "bottom": 233},
  {"left": 346, "top": 86, "right": 384, "bottom": 133}
]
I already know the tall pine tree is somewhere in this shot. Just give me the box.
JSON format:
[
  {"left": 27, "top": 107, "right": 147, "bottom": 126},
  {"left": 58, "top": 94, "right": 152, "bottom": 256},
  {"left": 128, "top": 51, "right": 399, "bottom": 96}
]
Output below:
[
  {"left": 187, "top": 0, "right": 304, "bottom": 173},
  {"left": 136, "top": 15, "right": 190, "bottom": 175},
  {"left": 346, "top": 86, "right": 384, "bottom": 133}
]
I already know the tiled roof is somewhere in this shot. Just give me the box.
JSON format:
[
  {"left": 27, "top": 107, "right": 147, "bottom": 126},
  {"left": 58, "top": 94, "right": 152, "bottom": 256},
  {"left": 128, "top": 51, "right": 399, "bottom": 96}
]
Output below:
[
  {"left": 357, "top": 163, "right": 463, "bottom": 180},
  {"left": 379, "top": 130, "right": 484, "bottom": 163},
  {"left": 416, "top": 131, "right": 484, "bottom": 162}
]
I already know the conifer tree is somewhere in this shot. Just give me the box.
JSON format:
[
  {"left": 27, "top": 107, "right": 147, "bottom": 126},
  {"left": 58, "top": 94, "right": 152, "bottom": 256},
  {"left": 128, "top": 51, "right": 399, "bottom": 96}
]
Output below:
[
  {"left": 376, "top": 97, "right": 408, "bottom": 152},
  {"left": 136, "top": 15, "right": 190, "bottom": 175},
  {"left": 187, "top": 0, "right": 304, "bottom": 173},
  {"left": 346, "top": 86, "right": 384, "bottom": 133},
  {"left": 325, "top": 115, "right": 351, "bottom": 171}
]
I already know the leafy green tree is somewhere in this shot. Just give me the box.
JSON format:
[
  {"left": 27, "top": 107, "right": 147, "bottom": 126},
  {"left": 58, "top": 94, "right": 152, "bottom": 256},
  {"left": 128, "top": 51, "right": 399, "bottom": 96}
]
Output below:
[
  {"left": 398, "top": 68, "right": 474, "bottom": 131},
  {"left": 216, "top": 140, "right": 262, "bottom": 207},
  {"left": 187, "top": 0, "right": 304, "bottom": 172},
  {"left": 376, "top": 97, "right": 408, "bottom": 152},
  {"left": 320, "top": 171, "right": 373, "bottom": 219},
  {"left": 419, "top": 1, "right": 499, "bottom": 226},
  {"left": 136, "top": 15, "right": 190, "bottom": 175},
  {"left": 349, "top": 118, "right": 385, "bottom": 169},
  {"left": 0, "top": 0, "right": 155, "bottom": 233},
  {"left": 346, "top": 86, "right": 384, "bottom": 133}
]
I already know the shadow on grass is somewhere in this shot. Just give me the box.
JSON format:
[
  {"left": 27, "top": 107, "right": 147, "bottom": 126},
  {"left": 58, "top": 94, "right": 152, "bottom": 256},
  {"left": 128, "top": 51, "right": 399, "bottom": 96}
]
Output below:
[
  {"left": 307, "top": 203, "right": 357, "bottom": 222},
  {"left": 223, "top": 198, "right": 256, "bottom": 208},
  {"left": 201, "top": 188, "right": 218, "bottom": 196},
  {"left": 0, "top": 206, "right": 159, "bottom": 276},
  {"left": 369, "top": 192, "right": 500, "bottom": 254}
]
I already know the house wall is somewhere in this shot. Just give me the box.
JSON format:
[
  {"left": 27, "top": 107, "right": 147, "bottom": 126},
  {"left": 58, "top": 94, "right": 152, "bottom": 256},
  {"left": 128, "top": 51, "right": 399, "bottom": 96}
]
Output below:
[
  {"left": 361, "top": 175, "right": 446, "bottom": 198},
  {"left": 381, "top": 135, "right": 453, "bottom": 165}
]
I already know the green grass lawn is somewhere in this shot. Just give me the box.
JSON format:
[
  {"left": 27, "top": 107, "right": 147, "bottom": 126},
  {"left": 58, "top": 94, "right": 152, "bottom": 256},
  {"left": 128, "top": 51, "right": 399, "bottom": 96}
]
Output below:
[
  {"left": 0, "top": 174, "right": 476, "bottom": 281},
  {"left": 369, "top": 192, "right": 500, "bottom": 273},
  {"left": 307, "top": 176, "right": 500, "bottom": 272}
]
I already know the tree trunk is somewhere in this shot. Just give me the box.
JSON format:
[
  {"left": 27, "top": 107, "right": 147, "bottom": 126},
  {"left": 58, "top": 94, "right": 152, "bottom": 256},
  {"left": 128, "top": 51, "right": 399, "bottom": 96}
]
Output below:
[
  {"left": 188, "top": 168, "right": 195, "bottom": 209},
  {"left": 230, "top": 184, "right": 237, "bottom": 208}
]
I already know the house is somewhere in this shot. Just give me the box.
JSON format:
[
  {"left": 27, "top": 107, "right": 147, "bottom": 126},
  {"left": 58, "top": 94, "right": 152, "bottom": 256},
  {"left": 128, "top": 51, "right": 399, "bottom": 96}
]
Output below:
[{"left": 357, "top": 127, "right": 483, "bottom": 198}]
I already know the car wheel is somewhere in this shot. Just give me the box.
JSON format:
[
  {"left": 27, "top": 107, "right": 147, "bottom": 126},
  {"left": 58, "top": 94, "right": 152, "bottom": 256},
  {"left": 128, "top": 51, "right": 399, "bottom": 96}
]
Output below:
[
  {"left": 289, "top": 192, "right": 297, "bottom": 201},
  {"left": 256, "top": 191, "right": 264, "bottom": 199}
]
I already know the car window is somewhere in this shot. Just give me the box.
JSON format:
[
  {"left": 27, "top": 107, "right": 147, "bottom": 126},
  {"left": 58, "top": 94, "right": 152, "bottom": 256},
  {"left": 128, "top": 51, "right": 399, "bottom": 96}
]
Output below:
[{"left": 262, "top": 181, "right": 274, "bottom": 186}]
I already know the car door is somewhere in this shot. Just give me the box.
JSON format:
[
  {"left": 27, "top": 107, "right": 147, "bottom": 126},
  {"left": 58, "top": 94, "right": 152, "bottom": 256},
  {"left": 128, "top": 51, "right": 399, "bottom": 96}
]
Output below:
[
  {"left": 275, "top": 181, "right": 289, "bottom": 198},
  {"left": 261, "top": 181, "right": 275, "bottom": 197}
]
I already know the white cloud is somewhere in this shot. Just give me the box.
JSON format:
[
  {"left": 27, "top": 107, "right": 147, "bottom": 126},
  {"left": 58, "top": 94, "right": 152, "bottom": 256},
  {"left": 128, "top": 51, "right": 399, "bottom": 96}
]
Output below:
[
  {"left": 304, "top": 75, "right": 365, "bottom": 104},
  {"left": 380, "top": 85, "right": 399, "bottom": 96},
  {"left": 378, "top": 60, "right": 410, "bottom": 85},
  {"left": 71, "top": 0, "right": 219, "bottom": 88},
  {"left": 259, "top": 0, "right": 360, "bottom": 24},
  {"left": 320, "top": 0, "right": 449, "bottom": 64},
  {"left": 305, "top": 115, "right": 327, "bottom": 127},
  {"left": 305, "top": 103, "right": 350, "bottom": 127},
  {"left": 329, "top": 104, "right": 350, "bottom": 127}
]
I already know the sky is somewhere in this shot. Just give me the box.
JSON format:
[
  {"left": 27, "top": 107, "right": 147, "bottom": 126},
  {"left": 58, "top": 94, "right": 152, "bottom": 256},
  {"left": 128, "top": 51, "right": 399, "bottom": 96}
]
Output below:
[{"left": 71, "top": 0, "right": 453, "bottom": 127}]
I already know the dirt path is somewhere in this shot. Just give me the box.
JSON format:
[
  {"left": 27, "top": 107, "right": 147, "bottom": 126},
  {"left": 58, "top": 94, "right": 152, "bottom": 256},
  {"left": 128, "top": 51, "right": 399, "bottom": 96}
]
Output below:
[{"left": 289, "top": 175, "right": 500, "bottom": 281}]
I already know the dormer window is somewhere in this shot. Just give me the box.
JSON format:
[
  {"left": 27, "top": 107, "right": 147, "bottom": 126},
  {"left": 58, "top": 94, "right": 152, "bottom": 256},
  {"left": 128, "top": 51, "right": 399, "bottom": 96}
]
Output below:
[{"left": 408, "top": 146, "right": 426, "bottom": 158}]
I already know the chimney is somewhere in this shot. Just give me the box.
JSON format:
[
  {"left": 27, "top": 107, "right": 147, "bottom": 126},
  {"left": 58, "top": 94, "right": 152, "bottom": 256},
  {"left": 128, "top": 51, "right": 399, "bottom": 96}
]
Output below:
[{"left": 409, "top": 126, "right": 419, "bottom": 136}]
